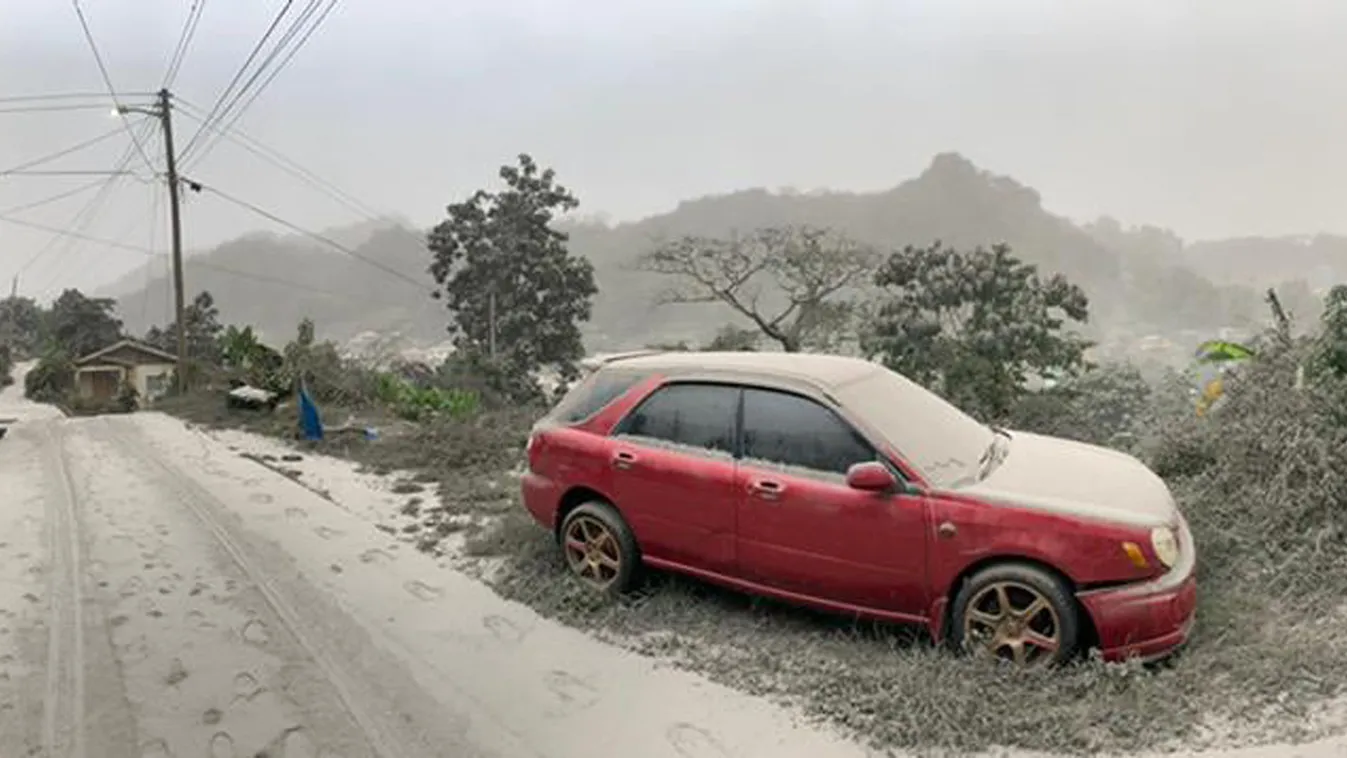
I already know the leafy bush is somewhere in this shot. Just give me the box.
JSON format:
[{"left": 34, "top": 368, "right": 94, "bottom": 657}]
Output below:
[
  {"left": 374, "top": 372, "right": 480, "bottom": 421},
  {"left": 0, "top": 344, "right": 12, "bottom": 387},
  {"left": 24, "top": 351, "right": 74, "bottom": 403},
  {"left": 434, "top": 350, "right": 545, "bottom": 408}
]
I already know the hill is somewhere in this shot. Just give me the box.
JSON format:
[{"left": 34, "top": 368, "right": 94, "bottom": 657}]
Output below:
[
  {"left": 101, "top": 221, "right": 447, "bottom": 346},
  {"left": 102, "top": 152, "right": 1319, "bottom": 352}
]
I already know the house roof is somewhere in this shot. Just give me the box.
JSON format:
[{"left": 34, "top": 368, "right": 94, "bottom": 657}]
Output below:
[{"left": 74, "top": 339, "right": 177, "bottom": 367}]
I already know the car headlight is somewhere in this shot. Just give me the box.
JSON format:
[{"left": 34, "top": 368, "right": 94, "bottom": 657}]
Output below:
[{"left": 1150, "top": 526, "right": 1179, "bottom": 568}]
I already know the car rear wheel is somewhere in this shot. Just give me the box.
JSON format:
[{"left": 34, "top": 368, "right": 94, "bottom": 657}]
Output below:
[
  {"left": 558, "top": 501, "right": 639, "bottom": 595},
  {"left": 949, "top": 562, "right": 1079, "bottom": 667}
]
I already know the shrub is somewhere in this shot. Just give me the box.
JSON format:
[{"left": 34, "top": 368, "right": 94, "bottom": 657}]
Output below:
[
  {"left": 0, "top": 344, "right": 12, "bottom": 387},
  {"left": 24, "top": 351, "right": 74, "bottom": 403},
  {"left": 375, "top": 372, "right": 480, "bottom": 421}
]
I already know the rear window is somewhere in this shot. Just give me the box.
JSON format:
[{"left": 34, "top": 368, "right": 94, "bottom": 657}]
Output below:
[{"left": 548, "top": 368, "right": 648, "bottom": 424}]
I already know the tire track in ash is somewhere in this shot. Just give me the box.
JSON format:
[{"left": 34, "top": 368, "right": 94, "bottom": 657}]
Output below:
[
  {"left": 94, "top": 420, "right": 457, "bottom": 758},
  {"left": 42, "top": 421, "right": 87, "bottom": 758}
]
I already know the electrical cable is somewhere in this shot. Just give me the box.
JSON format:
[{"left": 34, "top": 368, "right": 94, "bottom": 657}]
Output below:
[
  {"left": 188, "top": 178, "right": 431, "bottom": 292},
  {"left": 0, "top": 103, "right": 123, "bottom": 114},
  {"left": 177, "top": 0, "right": 296, "bottom": 161},
  {"left": 0, "top": 180, "right": 105, "bottom": 215},
  {"left": 0, "top": 120, "right": 147, "bottom": 176},
  {"left": 186, "top": 0, "right": 339, "bottom": 170},
  {"left": 71, "top": 0, "right": 157, "bottom": 171},
  {"left": 162, "top": 0, "right": 207, "bottom": 89},
  {"left": 174, "top": 102, "right": 383, "bottom": 221},
  {"left": 0, "top": 91, "right": 154, "bottom": 104},
  {"left": 16, "top": 119, "right": 158, "bottom": 283}
]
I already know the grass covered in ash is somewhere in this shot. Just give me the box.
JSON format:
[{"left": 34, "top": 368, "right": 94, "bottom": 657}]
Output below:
[{"left": 160, "top": 352, "right": 1347, "bottom": 755}]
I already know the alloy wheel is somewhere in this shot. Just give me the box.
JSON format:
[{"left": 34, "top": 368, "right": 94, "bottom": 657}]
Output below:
[
  {"left": 961, "top": 580, "right": 1062, "bottom": 667},
  {"left": 562, "top": 514, "right": 622, "bottom": 590}
]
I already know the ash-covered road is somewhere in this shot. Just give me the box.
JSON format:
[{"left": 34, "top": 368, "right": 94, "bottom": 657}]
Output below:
[{"left": 0, "top": 371, "right": 878, "bottom": 758}]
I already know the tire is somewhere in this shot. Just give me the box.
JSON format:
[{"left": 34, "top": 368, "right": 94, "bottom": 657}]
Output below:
[
  {"left": 948, "top": 562, "right": 1080, "bottom": 667},
  {"left": 557, "top": 501, "right": 640, "bottom": 595}
]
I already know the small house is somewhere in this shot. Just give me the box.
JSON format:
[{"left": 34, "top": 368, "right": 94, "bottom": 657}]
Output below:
[{"left": 73, "top": 340, "right": 176, "bottom": 407}]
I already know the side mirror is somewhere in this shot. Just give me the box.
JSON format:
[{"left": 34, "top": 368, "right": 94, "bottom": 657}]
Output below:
[{"left": 845, "top": 461, "right": 897, "bottom": 492}]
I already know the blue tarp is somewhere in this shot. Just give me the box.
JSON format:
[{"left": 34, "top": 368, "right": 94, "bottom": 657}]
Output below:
[{"left": 298, "top": 383, "right": 324, "bottom": 441}]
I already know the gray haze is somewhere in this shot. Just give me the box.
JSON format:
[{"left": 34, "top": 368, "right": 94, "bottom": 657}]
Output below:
[{"left": 3, "top": 0, "right": 1346, "bottom": 304}]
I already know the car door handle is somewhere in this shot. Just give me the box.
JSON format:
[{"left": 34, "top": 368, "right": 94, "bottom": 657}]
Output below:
[
  {"left": 612, "top": 451, "right": 637, "bottom": 470},
  {"left": 749, "top": 479, "right": 785, "bottom": 501}
]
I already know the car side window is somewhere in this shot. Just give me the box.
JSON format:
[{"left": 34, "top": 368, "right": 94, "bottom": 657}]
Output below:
[
  {"left": 550, "top": 369, "right": 647, "bottom": 424},
  {"left": 741, "top": 388, "right": 876, "bottom": 476},
  {"left": 614, "top": 383, "right": 739, "bottom": 455}
]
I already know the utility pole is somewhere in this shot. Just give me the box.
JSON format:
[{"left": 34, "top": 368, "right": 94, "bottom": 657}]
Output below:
[
  {"left": 9, "top": 275, "right": 16, "bottom": 298},
  {"left": 122, "top": 89, "right": 187, "bottom": 393}
]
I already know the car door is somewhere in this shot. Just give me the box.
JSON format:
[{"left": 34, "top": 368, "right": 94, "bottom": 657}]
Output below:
[
  {"left": 735, "top": 387, "right": 929, "bottom": 616},
  {"left": 608, "top": 382, "right": 741, "bottom": 575}
]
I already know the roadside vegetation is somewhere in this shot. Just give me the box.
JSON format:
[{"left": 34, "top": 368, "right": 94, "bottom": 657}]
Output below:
[{"left": 5, "top": 153, "right": 1347, "bottom": 755}]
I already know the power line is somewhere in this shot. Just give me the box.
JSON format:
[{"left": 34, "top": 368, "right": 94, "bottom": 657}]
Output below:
[
  {"left": 187, "top": 0, "right": 339, "bottom": 169},
  {"left": 0, "top": 103, "right": 123, "bottom": 114},
  {"left": 0, "top": 91, "right": 155, "bottom": 104},
  {"left": 7, "top": 205, "right": 356, "bottom": 301},
  {"left": 18, "top": 120, "right": 158, "bottom": 282},
  {"left": 162, "top": 0, "right": 207, "bottom": 89},
  {"left": 71, "top": 0, "right": 156, "bottom": 171},
  {"left": 0, "top": 179, "right": 105, "bottom": 215},
  {"left": 2, "top": 170, "right": 137, "bottom": 177},
  {"left": 0, "top": 212, "right": 158, "bottom": 255},
  {"left": 0, "top": 120, "right": 145, "bottom": 175},
  {"left": 140, "top": 181, "right": 165, "bottom": 326},
  {"left": 188, "top": 178, "right": 431, "bottom": 292},
  {"left": 192, "top": 259, "right": 347, "bottom": 298},
  {"left": 178, "top": 0, "right": 296, "bottom": 161},
  {"left": 174, "top": 101, "right": 383, "bottom": 221}
]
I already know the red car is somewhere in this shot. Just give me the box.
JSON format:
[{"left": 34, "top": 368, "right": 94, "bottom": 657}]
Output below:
[{"left": 521, "top": 351, "right": 1197, "bottom": 666}]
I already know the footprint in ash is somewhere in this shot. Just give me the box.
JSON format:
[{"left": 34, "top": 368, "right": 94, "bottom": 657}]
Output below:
[
  {"left": 119, "top": 575, "right": 147, "bottom": 598},
  {"left": 312, "top": 526, "right": 343, "bottom": 541},
  {"left": 241, "top": 619, "right": 270, "bottom": 646},
  {"left": 248, "top": 493, "right": 274, "bottom": 505},
  {"left": 403, "top": 580, "right": 442, "bottom": 602},
  {"left": 542, "top": 670, "right": 600, "bottom": 716},
  {"left": 665, "top": 723, "right": 730, "bottom": 758},
  {"left": 209, "top": 732, "right": 236, "bottom": 758},
  {"left": 358, "top": 548, "right": 392, "bottom": 565},
  {"left": 482, "top": 614, "right": 527, "bottom": 644},
  {"left": 232, "top": 671, "right": 265, "bottom": 704},
  {"left": 140, "top": 737, "right": 174, "bottom": 758}
]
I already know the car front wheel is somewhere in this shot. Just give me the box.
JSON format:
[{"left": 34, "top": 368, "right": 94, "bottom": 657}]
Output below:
[
  {"left": 558, "top": 501, "right": 639, "bottom": 595},
  {"left": 949, "top": 562, "right": 1080, "bottom": 667}
]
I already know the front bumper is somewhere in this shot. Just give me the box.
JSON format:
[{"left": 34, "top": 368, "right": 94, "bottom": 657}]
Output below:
[{"left": 1078, "top": 517, "right": 1198, "bottom": 663}]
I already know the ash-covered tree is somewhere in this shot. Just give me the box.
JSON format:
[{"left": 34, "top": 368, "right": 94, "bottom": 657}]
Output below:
[
  {"left": 145, "top": 291, "right": 224, "bottom": 364},
  {"left": 861, "top": 241, "right": 1091, "bottom": 421},
  {"left": 427, "top": 154, "right": 597, "bottom": 391},
  {"left": 0, "top": 296, "right": 47, "bottom": 358},
  {"left": 46, "top": 288, "right": 122, "bottom": 358},
  {"left": 1309, "top": 284, "right": 1347, "bottom": 382},
  {"left": 639, "top": 226, "right": 875, "bottom": 353}
]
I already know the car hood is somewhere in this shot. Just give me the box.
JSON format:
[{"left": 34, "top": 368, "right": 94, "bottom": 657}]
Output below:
[{"left": 953, "top": 430, "right": 1179, "bottom": 528}]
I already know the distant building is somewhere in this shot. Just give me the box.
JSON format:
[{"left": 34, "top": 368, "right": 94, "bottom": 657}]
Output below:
[{"left": 73, "top": 339, "right": 175, "bottom": 406}]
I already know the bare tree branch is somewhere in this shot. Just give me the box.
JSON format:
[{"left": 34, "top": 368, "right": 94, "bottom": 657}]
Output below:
[{"left": 638, "top": 225, "right": 877, "bottom": 352}]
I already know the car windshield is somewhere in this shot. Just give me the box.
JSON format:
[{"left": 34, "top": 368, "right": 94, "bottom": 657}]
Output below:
[{"left": 834, "top": 367, "right": 995, "bottom": 489}]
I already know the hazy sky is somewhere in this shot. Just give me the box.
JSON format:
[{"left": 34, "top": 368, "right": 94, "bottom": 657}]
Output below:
[{"left": 2, "top": 0, "right": 1346, "bottom": 302}]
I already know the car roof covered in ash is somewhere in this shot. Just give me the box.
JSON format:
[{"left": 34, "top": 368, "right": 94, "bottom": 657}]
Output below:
[{"left": 607, "top": 351, "right": 883, "bottom": 390}]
